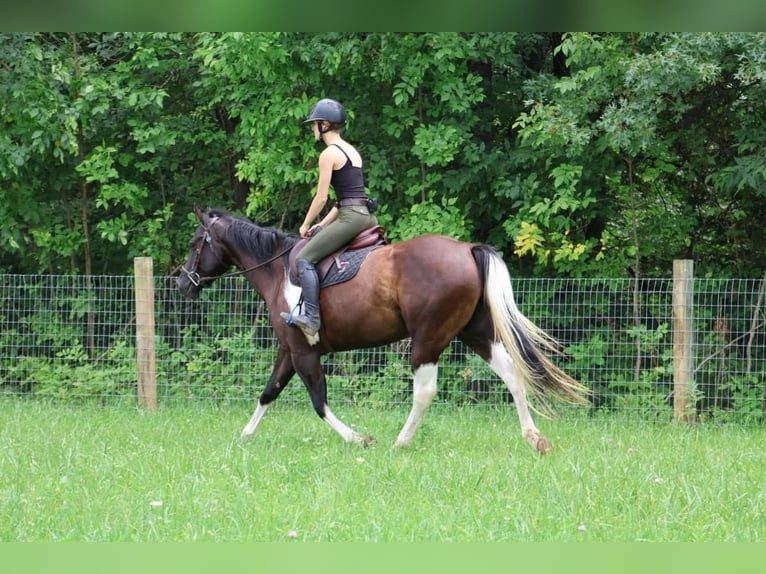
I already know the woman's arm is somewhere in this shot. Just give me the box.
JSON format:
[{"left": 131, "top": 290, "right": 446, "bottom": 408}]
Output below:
[
  {"left": 300, "top": 149, "right": 335, "bottom": 237},
  {"left": 317, "top": 205, "right": 339, "bottom": 228}
]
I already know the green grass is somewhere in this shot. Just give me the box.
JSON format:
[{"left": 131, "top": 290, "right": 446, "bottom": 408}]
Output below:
[{"left": 1, "top": 398, "right": 765, "bottom": 541}]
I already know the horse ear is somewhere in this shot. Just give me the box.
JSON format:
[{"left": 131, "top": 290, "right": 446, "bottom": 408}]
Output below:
[{"left": 193, "top": 206, "right": 204, "bottom": 223}]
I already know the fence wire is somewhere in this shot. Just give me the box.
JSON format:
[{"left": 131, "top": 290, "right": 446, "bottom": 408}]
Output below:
[{"left": 2, "top": 273, "right": 766, "bottom": 422}]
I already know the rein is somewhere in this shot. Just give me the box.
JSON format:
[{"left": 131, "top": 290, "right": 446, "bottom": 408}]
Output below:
[
  {"left": 181, "top": 223, "right": 294, "bottom": 286},
  {"left": 220, "top": 245, "right": 294, "bottom": 280}
]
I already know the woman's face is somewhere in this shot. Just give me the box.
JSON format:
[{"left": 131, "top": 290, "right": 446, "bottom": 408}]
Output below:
[{"left": 311, "top": 122, "right": 321, "bottom": 141}]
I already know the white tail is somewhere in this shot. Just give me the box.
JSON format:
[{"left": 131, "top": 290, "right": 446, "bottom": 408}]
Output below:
[{"left": 477, "top": 246, "right": 589, "bottom": 412}]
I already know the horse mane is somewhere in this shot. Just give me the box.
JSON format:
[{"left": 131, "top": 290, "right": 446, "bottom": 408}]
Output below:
[{"left": 208, "top": 209, "right": 299, "bottom": 263}]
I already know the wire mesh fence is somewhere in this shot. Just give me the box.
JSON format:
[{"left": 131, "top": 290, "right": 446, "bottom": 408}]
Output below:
[{"left": 2, "top": 270, "right": 766, "bottom": 423}]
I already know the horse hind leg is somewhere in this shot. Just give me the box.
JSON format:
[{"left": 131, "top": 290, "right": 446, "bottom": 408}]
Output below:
[
  {"left": 394, "top": 363, "right": 438, "bottom": 447},
  {"left": 488, "top": 341, "right": 552, "bottom": 454}
]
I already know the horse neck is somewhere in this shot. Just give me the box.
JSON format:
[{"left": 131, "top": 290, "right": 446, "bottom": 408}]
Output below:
[
  {"left": 217, "top": 217, "right": 293, "bottom": 300},
  {"left": 229, "top": 250, "right": 284, "bottom": 300}
]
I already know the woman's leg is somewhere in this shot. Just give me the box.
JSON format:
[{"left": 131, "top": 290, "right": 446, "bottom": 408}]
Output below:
[{"left": 286, "top": 208, "right": 377, "bottom": 341}]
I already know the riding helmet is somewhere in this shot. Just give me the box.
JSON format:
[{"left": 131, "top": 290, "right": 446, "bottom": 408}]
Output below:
[{"left": 304, "top": 98, "right": 346, "bottom": 125}]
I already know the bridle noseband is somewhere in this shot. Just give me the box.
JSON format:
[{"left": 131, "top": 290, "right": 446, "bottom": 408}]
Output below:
[{"left": 181, "top": 227, "right": 218, "bottom": 287}]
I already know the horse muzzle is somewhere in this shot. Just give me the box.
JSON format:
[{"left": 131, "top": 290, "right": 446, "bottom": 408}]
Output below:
[{"left": 176, "top": 272, "right": 202, "bottom": 299}]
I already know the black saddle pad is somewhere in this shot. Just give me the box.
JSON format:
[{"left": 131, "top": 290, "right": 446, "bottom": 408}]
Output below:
[{"left": 320, "top": 244, "right": 383, "bottom": 288}]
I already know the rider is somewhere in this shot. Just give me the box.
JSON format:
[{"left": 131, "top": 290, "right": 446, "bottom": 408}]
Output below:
[{"left": 283, "top": 98, "right": 378, "bottom": 340}]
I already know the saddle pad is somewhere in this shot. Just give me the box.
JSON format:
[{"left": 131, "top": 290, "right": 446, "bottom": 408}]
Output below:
[{"left": 320, "top": 244, "right": 383, "bottom": 288}]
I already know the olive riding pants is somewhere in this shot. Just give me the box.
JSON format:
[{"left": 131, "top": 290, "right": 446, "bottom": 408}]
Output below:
[{"left": 296, "top": 205, "right": 378, "bottom": 264}]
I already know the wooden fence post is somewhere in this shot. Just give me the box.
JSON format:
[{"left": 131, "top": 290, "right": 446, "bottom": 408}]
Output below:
[
  {"left": 134, "top": 257, "right": 157, "bottom": 412},
  {"left": 673, "top": 259, "right": 694, "bottom": 422}
]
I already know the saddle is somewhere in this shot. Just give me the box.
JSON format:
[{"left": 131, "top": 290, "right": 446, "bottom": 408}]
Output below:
[{"left": 288, "top": 225, "right": 388, "bottom": 288}]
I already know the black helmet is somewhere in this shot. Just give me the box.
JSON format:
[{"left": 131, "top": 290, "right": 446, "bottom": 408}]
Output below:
[{"left": 303, "top": 98, "right": 346, "bottom": 125}]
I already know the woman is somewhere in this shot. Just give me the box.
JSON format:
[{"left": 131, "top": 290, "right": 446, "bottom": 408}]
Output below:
[{"left": 284, "top": 98, "right": 378, "bottom": 340}]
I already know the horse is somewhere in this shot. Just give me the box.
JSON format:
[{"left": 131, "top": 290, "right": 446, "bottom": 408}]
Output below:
[{"left": 176, "top": 208, "right": 589, "bottom": 453}]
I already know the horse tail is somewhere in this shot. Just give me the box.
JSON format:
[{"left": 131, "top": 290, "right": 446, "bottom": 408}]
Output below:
[{"left": 472, "top": 245, "right": 589, "bottom": 414}]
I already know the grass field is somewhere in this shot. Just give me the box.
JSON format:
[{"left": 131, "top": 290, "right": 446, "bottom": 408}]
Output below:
[{"left": 1, "top": 398, "right": 765, "bottom": 542}]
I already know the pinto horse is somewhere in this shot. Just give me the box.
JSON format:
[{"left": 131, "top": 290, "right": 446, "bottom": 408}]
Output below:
[{"left": 176, "top": 208, "right": 588, "bottom": 453}]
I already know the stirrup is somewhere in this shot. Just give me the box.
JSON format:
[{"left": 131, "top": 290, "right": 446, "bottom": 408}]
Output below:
[
  {"left": 280, "top": 311, "right": 294, "bottom": 326},
  {"left": 281, "top": 310, "right": 320, "bottom": 338},
  {"left": 291, "top": 316, "right": 320, "bottom": 337}
]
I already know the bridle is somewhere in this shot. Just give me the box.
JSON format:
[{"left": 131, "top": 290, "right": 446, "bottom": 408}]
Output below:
[
  {"left": 181, "top": 219, "right": 294, "bottom": 287},
  {"left": 180, "top": 225, "right": 221, "bottom": 287}
]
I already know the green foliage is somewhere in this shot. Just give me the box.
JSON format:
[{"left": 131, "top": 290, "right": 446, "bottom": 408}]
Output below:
[
  {"left": 0, "top": 33, "right": 224, "bottom": 275},
  {"left": 386, "top": 192, "right": 471, "bottom": 242},
  {"left": 30, "top": 341, "right": 136, "bottom": 402},
  {"left": 562, "top": 318, "right": 676, "bottom": 417},
  {"left": 325, "top": 346, "right": 412, "bottom": 408},
  {"left": 163, "top": 329, "right": 271, "bottom": 402},
  {"left": 607, "top": 373, "right": 673, "bottom": 421},
  {"left": 513, "top": 32, "right": 766, "bottom": 278},
  {"left": 2, "top": 32, "right": 766, "bottom": 279},
  {"left": 709, "top": 375, "right": 763, "bottom": 423}
]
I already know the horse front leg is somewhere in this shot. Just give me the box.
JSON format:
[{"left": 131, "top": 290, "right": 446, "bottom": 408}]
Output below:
[
  {"left": 292, "top": 350, "right": 374, "bottom": 446},
  {"left": 240, "top": 345, "right": 295, "bottom": 441}
]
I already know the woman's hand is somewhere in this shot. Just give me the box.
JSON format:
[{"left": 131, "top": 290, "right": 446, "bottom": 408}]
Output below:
[{"left": 300, "top": 224, "right": 322, "bottom": 238}]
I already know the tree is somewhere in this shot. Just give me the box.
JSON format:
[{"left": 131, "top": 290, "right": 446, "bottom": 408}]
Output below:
[
  {"left": 0, "top": 33, "right": 227, "bottom": 274},
  {"left": 512, "top": 32, "right": 766, "bottom": 278},
  {"left": 2, "top": 33, "right": 765, "bottom": 279}
]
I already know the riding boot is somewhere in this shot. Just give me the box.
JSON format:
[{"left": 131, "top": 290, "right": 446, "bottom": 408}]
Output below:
[{"left": 287, "top": 259, "right": 321, "bottom": 337}]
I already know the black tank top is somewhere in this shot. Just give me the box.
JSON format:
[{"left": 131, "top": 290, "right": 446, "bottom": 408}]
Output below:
[{"left": 330, "top": 144, "right": 366, "bottom": 201}]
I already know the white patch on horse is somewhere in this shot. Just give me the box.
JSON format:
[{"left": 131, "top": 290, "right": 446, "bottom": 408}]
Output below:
[
  {"left": 283, "top": 270, "right": 302, "bottom": 311},
  {"left": 488, "top": 341, "right": 543, "bottom": 448},
  {"left": 395, "top": 363, "right": 438, "bottom": 447},
  {"left": 240, "top": 401, "right": 270, "bottom": 441},
  {"left": 323, "top": 405, "right": 364, "bottom": 444},
  {"left": 281, "top": 270, "right": 320, "bottom": 344}
]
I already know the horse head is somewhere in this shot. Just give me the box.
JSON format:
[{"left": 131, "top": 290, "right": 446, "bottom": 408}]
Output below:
[{"left": 176, "top": 208, "right": 232, "bottom": 299}]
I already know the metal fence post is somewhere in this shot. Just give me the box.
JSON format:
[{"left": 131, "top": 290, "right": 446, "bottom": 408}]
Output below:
[{"left": 134, "top": 257, "right": 157, "bottom": 412}]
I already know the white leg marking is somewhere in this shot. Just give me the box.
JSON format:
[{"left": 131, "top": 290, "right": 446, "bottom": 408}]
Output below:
[
  {"left": 489, "top": 342, "right": 542, "bottom": 448},
  {"left": 240, "top": 402, "right": 270, "bottom": 441},
  {"left": 395, "top": 363, "right": 438, "bottom": 447},
  {"left": 323, "top": 405, "right": 364, "bottom": 444}
]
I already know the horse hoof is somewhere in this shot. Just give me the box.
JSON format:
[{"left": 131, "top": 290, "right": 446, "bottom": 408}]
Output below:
[
  {"left": 239, "top": 431, "right": 253, "bottom": 443},
  {"left": 536, "top": 437, "right": 553, "bottom": 454},
  {"left": 362, "top": 435, "right": 377, "bottom": 448}
]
